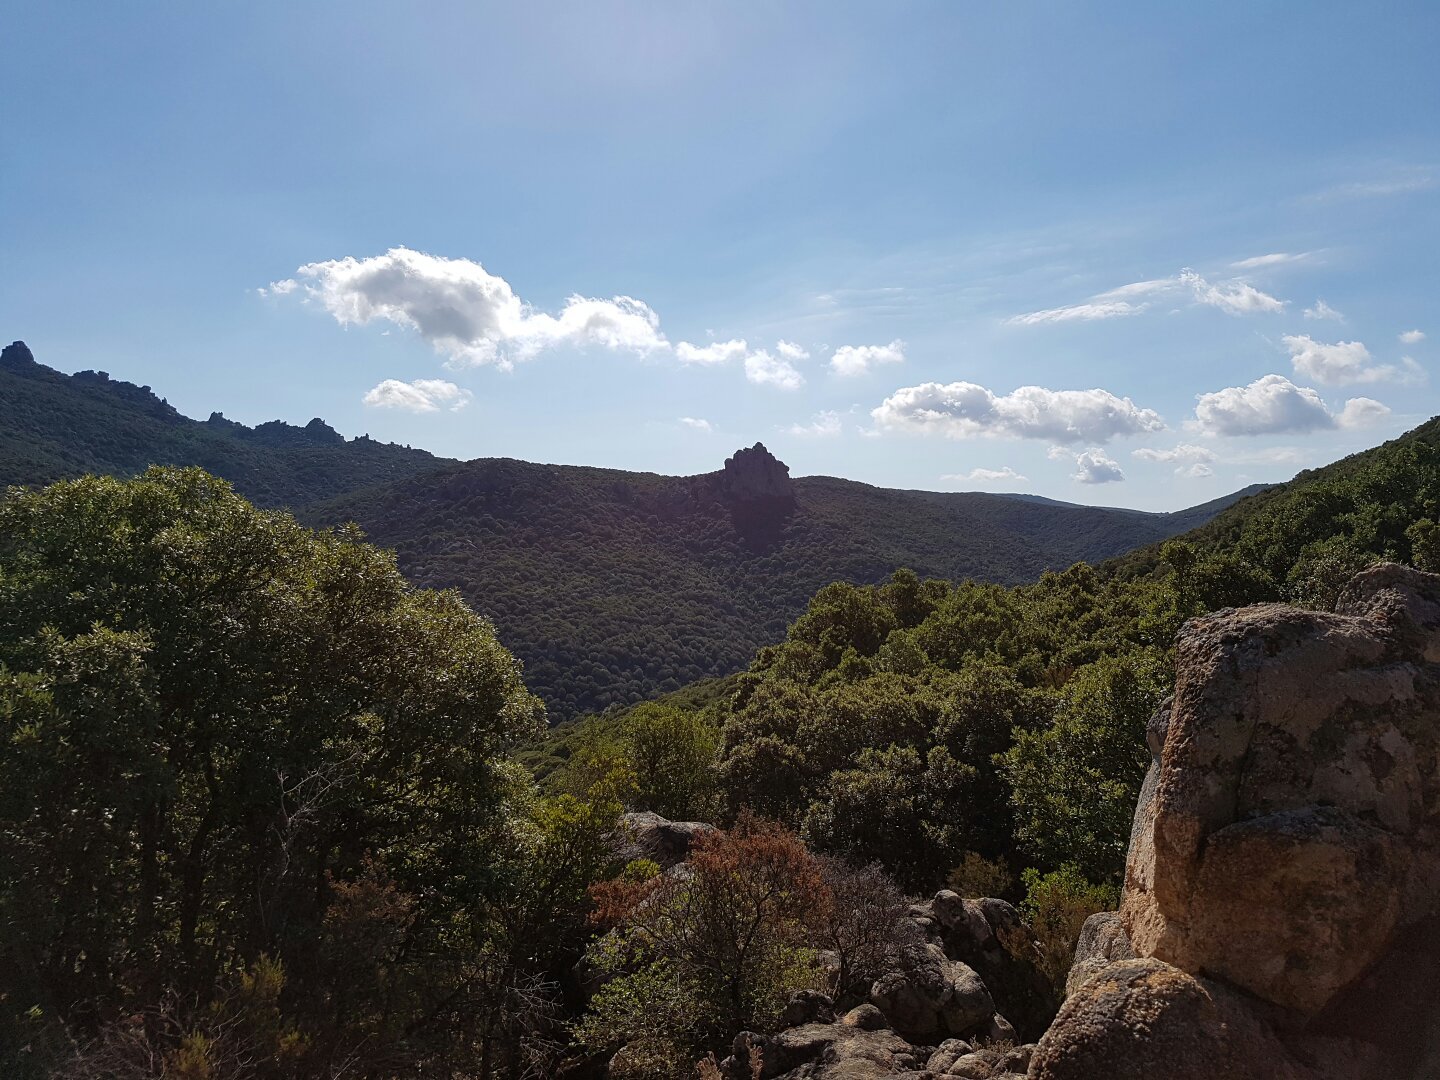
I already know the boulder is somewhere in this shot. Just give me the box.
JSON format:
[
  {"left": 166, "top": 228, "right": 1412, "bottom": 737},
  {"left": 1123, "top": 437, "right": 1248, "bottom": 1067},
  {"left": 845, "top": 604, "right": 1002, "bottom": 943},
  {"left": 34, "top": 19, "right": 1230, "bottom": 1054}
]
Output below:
[
  {"left": 1064, "top": 911, "right": 1134, "bottom": 999},
  {"left": 737, "top": 1017, "right": 926, "bottom": 1079},
  {"left": 868, "top": 942, "right": 993, "bottom": 1042},
  {"left": 1122, "top": 565, "right": 1440, "bottom": 1015},
  {"left": 610, "top": 810, "right": 716, "bottom": 869},
  {"left": 924, "top": 892, "right": 1057, "bottom": 1039},
  {"left": 1029, "top": 958, "right": 1322, "bottom": 1080}
]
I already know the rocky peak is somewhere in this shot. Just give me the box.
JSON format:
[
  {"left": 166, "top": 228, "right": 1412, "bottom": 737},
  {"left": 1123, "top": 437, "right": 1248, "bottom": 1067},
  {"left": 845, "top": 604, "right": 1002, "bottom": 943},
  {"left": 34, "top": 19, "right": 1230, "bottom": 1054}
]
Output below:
[
  {"left": 718, "top": 442, "right": 793, "bottom": 501},
  {"left": 1, "top": 340, "right": 37, "bottom": 370}
]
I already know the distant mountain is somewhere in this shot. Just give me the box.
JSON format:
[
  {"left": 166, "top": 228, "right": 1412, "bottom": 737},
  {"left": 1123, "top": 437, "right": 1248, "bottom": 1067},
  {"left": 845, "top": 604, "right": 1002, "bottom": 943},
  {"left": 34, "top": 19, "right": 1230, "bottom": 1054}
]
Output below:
[
  {"left": 0, "top": 341, "right": 1258, "bottom": 719},
  {"left": 0, "top": 341, "right": 443, "bottom": 506}
]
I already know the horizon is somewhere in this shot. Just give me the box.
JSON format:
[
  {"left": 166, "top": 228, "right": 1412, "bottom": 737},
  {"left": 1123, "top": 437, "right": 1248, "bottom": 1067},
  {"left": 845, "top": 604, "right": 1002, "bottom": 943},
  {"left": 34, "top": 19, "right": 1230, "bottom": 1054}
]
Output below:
[
  {"left": 9, "top": 336, "right": 1310, "bottom": 514},
  {"left": 5, "top": 3, "right": 1438, "bottom": 511}
]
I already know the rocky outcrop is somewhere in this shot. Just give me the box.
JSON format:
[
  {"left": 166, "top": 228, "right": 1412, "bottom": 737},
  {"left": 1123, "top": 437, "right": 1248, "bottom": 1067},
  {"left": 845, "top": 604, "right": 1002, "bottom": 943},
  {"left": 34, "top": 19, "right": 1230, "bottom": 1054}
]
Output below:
[
  {"left": 1033, "top": 564, "right": 1440, "bottom": 1079},
  {"left": 868, "top": 942, "right": 994, "bottom": 1043},
  {"left": 609, "top": 810, "right": 716, "bottom": 869},
  {"left": 716, "top": 442, "right": 794, "bottom": 502},
  {"left": 1031, "top": 959, "right": 1327, "bottom": 1080},
  {"left": 1063, "top": 911, "right": 1134, "bottom": 999}
]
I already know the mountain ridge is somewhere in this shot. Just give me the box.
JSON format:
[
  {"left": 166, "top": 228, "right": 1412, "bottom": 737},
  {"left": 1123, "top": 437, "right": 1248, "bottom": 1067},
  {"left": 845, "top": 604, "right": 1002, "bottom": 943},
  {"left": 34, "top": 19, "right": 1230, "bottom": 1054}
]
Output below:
[{"left": 0, "top": 340, "right": 1268, "bottom": 718}]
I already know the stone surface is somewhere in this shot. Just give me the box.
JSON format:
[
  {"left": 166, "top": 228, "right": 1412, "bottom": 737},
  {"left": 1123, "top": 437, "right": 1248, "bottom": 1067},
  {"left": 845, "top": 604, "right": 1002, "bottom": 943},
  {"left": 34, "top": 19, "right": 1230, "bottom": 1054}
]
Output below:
[
  {"left": 868, "top": 942, "right": 993, "bottom": 1041},
  {"left": 1029, "top": 958, "right": 1320, "bottom": 1080},
  {"left": 922, "top": 892, "right": 1057, "bottom": 1040},
  {"left": 742, "top": 1017, "right": 926, "bottom": 1079},
  {"left": 610, "top": 810, "right": 716, "bottom": 869},
  {"left": 1064, "top": 911, "right": 1134, "bottom": 999},
  {"left": 1121, "top": 565, "right": 1440, "bottom": 1015}
]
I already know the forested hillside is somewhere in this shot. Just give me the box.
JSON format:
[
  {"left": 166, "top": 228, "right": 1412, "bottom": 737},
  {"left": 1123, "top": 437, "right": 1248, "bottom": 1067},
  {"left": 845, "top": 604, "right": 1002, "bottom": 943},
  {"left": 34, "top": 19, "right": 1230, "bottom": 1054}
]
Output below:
[
  {"left": 567, "top": 408, "right": 1440, "bottom": 894},
  {"left": 0, "top": 340, "right": 1260, "bottom": 720}
]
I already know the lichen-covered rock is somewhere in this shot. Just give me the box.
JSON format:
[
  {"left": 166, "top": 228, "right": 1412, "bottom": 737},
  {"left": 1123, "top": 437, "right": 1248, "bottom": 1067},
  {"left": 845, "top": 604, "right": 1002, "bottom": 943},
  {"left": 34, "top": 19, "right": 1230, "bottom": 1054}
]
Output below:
[
  {"left": 1121, "top": 564, "right": 1440, "bottom": 1015},
  {"left": 868, "top": 942, "right": 993, "bottom": 1041},
  {"left": 1064, "top": 911, "right": 1134, "bottom": 999},
  {"left": 1029, "top": 958, "right": 1321, "bottom": 1080},
  {"left": 739, "top": 1016, "right": 926, "bottom": 1079}
]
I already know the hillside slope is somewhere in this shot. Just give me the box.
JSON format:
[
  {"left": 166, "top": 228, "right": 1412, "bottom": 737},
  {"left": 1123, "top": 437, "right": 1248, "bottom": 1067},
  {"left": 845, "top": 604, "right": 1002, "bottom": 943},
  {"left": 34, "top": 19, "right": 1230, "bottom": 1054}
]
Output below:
[
  {"left": 0, "top": 341, "right": 444, "bottom": 506},
  {"left": 1, "top": 340, "right": 1255, "bottom": 720},
  {"left": 306, "top": 447, "right": 1255, "bottom": 718}
]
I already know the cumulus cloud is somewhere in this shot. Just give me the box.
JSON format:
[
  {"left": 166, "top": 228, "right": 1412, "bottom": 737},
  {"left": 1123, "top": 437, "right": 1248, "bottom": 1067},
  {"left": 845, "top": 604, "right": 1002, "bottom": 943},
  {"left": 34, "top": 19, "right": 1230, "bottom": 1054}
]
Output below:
[
  {"left": 870, "top": 382, "right": 1164, "bottom": 443},
  {"left": 1051, "top": 447, "right": 1125, "bottom": 484},
  {"left": 1401, "top": 329, "right": 1426, "bottom": 344},
  {"left": 776, "top": 340, "right": 810, "bottom": 362},
  {"left": 675, "top": 339, "right": 748, "bottom": 365},
  {"left": 1282, "top": 334, "right": 1416, "bottom": 385},
  {"left": 1179, "top": 269, "right": 1286, "bottom": 315},
  {"left": 678, "top": 416, "right": 713, "bottom": 432},
  {"left": 1191, "top": 374, "right": 1389, "bottom": 435},
  {"left": 269, "top": 247, "right": 667, "bottom": 369},
  {"left": 830, "top": 340, "right": 905, "bottom": 376},
  {"left": 362, "top": 378, "right": 472, "bottom": 413},
  {"left": 1177, "top": 462, "right": 1215, "bottom": 479},
  {"left": 745, "top": 350, "right": 805, "bottom": 390},
  {"left": 1304, "top": 299, "right": 1344, "bottom": 321},
  {"left": 1132, "top": 443, "right": 1217, "bottom": 464},
  {"left": 940, "top": 466, "right": 1028, "bottom": 483},
  {"left": 786, "top": 410, "right": 842, "bottom": 437}
]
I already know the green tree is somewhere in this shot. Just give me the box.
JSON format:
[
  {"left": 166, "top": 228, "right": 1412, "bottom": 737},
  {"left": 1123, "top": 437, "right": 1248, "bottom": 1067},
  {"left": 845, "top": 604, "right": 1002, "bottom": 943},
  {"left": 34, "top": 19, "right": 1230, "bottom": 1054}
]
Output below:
[
  {"left": 0, "top": 468, "right": 546, "bottom": 1075},
  {"left": 1005, "top": 655, "right": 1168, "bottom": 882}
]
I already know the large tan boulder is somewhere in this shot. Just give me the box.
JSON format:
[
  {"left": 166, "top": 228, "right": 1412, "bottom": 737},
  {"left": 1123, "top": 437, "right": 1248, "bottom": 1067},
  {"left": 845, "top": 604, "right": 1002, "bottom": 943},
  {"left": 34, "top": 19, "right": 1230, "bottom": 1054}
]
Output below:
[
  {"left": 1029, "top": 958, "right": 1327, "bottom": 1080},
  {"left": 1121, "top": 564, "right": 1440, "bottom": 1016}
]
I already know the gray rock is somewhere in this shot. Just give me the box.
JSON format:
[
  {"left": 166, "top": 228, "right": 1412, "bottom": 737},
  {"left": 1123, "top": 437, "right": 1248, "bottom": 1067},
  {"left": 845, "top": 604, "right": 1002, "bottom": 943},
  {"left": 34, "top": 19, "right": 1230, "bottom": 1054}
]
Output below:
[
  {"left": 868, "top": 943, "right": 993, "bottom": 1041},
  {"left": 610, "top": 810, "right": 715, "bottom": 868},
  {"left": 1064, "top": 911, "right": 1134, "bottom": 999}
]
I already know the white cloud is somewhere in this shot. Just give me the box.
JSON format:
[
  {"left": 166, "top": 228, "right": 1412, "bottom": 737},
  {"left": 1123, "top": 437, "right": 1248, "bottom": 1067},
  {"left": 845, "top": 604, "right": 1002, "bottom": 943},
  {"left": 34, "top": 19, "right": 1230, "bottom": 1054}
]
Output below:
[
  {"left": 1191, "top": 374, "right": 1390, "bottom": 435},
  {"left": 678, "top": 416, "right": 713, "bottom": 432},
  {"left": 270, "top": 247, "right": 667, "bottom": 369},
  {"left": 1177, "top": 462, "right": 1215, "bottom": 479},
  {"left": 1132, "top": 443, "right": 1217, "bottom": 464},
  {"left": 745, "top": 350, "right": 805, "bottom": 390},
  {"left": 871, "top": 382, "right": 1164, "bottom": 443},
  {"left": 1009, "top": 269, "right": 1284, "bottom": 327},
  {"left": 1054, "top": 447, "right": 1125, "bottom": 484},
  {"left": 1231, "top": 252, "right": 1310, "bottom": 269},
  {"left": 1007, "top": 300, "right": 1144, "bottom": 325},
  {"left": 830, "top": 340, "right": 905, "bottom": 376},
  {"left": 1282, "top": 333, "right": 1413, "bottom": 385},
  {"left": 776, "top": 340, "right": 811, "bottom": 362},
  {"left": 941, "top": 466, "right": 1028, "bottom": 483},
  {"left": 786, "top": 410, "right": 842, "bottom": 438},
  {"left": 1338, "top": 396, "right": 1392, "bottom": 429},
  {"left": 362, "top": 378, "right": 472, "bottom": 413},
  {"left": 1401, "top": 329, "right": 1426, "bottom": 345},
  {"left": 676, "top": 339, "right": 748, "bottom": 365},
  {"left": 1179, "top": 269, "right": 1286, "bottom": 315},
  {"left": 1303, "top": 299, "right": 1344, "bottom": 321}
]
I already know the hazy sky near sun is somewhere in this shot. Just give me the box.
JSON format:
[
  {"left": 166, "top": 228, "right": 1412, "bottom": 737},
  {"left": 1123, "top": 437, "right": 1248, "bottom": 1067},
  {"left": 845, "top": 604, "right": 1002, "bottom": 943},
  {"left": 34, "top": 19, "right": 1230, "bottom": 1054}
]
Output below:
[{"left": 4, "top": 2, "right": 1439, "bottom": 510}]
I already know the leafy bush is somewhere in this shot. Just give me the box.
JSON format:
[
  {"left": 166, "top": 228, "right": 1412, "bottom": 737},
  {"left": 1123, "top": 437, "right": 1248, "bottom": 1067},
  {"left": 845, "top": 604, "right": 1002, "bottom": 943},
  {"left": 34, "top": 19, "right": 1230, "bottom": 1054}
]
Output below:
[{"left": 1019, "top": 866, "right": 1119, "bottom": 996}]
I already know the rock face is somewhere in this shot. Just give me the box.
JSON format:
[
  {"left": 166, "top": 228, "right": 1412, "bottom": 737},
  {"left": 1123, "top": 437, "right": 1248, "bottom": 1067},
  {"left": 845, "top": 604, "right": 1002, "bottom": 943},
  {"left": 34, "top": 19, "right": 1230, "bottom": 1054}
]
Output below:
[
  {"left": 717, "top": 442, "right": 794, "bottom": 502},
  {"left": 610, "top": 810, "right": 716, "bottom": 868},
  {"left": 1031, "top": 958, "right": 1324, "bottom": 1080},
  {"left": 868, "top": 942, "right": 993, "bottom": 1043},
  {"left": 1063, "top": 911, "right": 1135, "bottom": 999},
  {"left": 1034, "top": 564, "right": 1440, "bottom": 1079}
]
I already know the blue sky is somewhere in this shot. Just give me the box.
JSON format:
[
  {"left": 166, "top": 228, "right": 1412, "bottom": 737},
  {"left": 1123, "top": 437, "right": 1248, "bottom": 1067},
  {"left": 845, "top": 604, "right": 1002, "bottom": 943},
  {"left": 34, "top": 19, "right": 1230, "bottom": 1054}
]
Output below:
[{"left": 4, "top": 2, "right": 1438, "bottom": 510}]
